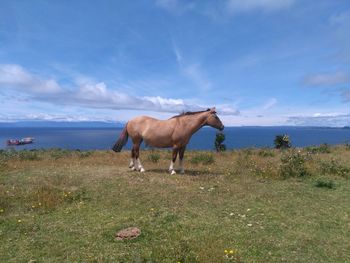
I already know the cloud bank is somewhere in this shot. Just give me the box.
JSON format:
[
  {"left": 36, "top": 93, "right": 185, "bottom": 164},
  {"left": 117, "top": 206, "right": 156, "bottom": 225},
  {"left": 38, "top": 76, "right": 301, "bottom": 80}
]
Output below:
[
  {"left": 288, "top": 113, "right": 350, "bottom": 127},
  {"left": 0, "top": 64, "right": 239, "bottom": 116}
]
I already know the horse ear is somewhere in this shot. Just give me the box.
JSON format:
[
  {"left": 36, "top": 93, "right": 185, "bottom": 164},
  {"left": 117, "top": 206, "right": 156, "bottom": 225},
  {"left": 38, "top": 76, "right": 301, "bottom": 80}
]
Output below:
[{"left": 210, "top": 107, "right": 216, "bottom": 113}]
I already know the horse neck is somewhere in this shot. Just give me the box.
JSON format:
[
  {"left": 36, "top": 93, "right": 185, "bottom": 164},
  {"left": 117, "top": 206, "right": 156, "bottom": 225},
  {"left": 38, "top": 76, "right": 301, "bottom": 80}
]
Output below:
[{"left": 180, "top": 112, "right": 208, "bottom": 136}]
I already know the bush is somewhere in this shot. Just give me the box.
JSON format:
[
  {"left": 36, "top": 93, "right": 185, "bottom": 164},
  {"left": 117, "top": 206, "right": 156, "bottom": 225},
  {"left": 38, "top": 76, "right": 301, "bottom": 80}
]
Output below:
[
  {"left": 148, "top": 152, "right": 161, "bottom": 163},
  {"left": 215, "top": 132, "right": 226, "bottom": 152},
  {"left": 315, "top": 179, "right": 336, "bottom": 189},
  {"left": 274, "top": 134, "right": 291, "bottom": 149},
  {"left": 280, "top": 151, "right": 309, "bottom": 178},
  {"left": 320, "top": 159, "right": 350, "bottom": 178},
  {"left": 190, "top": 153, "right": 215, "bottom": 165},
  {"left": 305, "top": 143, "right": 331, "bottom": 154}
]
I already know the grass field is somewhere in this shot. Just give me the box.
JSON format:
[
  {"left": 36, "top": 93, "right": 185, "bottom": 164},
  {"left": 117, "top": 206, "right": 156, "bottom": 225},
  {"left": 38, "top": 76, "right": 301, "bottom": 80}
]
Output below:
[{"left": 1, "top": 146, "right": 350, "bottom": 262}]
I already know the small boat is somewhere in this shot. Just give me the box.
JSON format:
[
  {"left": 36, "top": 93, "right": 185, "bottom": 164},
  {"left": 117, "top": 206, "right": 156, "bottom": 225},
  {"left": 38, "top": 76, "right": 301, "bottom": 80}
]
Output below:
[{"left": 6, "top": 137, "right": 35, "bottom": 146}]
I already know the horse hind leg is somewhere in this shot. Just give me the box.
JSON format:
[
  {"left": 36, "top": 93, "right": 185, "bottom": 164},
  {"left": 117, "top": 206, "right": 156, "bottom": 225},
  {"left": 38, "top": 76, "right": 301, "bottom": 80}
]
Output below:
[
  {"left": 179, "top": 146, "right": 186, "bottom": 174},
  {"left": 169, "top": 147, "right": 179, "bottom": 175},
  {"left": 132, "top": 140, "right": 145, "bottom": 172},
  {"left": 130, "top": 148, "right": 136, "bottom": 171}
]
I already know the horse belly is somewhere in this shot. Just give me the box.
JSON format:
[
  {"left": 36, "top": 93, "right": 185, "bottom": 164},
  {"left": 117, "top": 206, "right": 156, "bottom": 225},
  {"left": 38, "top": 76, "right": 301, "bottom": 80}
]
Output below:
[{"left": 143, "top": 131, "right": 173, "bottom": 148}]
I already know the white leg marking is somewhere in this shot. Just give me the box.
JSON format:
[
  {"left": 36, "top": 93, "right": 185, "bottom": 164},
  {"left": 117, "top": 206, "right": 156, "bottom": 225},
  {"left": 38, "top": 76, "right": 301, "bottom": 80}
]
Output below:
[
  {"left": 137, "top": 158, "right": 145, "bottom": 172},
  {"left": 179, "top": 159, "right": 185, "bottom": 174},
  {"left": 169, "top": 160, "right": 176, "bottom": 175},
  {"left": 132, "top": 158, "right": 138, "bottom": 171},
  {"left": 169, "top": 160, "right": 174, "bottom": 171},
  {"left": 129, "top": 159, "right": 134, "bottom": 168}
]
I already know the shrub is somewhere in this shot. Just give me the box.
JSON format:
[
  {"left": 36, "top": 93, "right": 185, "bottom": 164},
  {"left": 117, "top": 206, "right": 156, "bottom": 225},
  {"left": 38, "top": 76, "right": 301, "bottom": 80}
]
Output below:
[
  {"left": 315, "top": 179, "right": 336, "bottom": 189},
  {"left": 280, "top": 151, "right": 309, "bottom": 178},
  {"left": 148, "top": 152, "right": 161, "bottom": 163},
  {"left": 305, "top": 143, "right": 331, "bottom": 154},
  {"left": 215, "top": 132, "right": 226, "bottom": 152},
  {"left": 190, "top": 153, "right": 215, "bottom": 165},
  {"left": 320, "top": 159, "right": 350, "bottom": 178},
  {"left": 274, "top": 134, "right": 291, "bottom": 149}
]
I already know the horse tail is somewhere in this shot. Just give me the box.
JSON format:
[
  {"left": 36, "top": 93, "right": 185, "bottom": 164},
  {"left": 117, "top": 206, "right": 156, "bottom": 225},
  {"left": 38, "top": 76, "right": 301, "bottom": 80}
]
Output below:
[{"left": 112, "top": 123, "right": 129, "bottom": 152}]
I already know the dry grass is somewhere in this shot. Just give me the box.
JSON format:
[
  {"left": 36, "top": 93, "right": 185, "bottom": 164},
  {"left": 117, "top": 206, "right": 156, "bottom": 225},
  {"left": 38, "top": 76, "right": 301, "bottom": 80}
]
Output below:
[{"left": 0, "top": 146, "right": 350, "bottom": 262}]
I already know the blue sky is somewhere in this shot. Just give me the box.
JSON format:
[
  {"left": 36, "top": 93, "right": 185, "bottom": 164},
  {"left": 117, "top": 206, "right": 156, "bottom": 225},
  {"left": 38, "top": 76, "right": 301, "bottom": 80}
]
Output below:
[{"left": 0, "top": 0, "right": 350, "bottom": 126}]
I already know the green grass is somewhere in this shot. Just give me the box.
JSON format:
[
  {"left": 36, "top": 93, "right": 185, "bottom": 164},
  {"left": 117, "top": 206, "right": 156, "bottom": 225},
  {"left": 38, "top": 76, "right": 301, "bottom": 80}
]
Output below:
[{"left": 0, "top": 147, "right": 350, "bottom": 262}]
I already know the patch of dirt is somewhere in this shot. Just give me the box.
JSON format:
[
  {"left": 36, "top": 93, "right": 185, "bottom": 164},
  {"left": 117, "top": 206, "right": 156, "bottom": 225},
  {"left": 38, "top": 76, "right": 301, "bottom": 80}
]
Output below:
[{"left": 115, "top": 227, "right": 141, "bottom": 240}]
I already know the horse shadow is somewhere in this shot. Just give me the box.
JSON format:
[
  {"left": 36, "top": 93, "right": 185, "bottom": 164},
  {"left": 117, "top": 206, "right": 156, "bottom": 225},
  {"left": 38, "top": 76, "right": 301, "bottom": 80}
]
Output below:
[{"left": 145, "top": 168, "right": 220, "bottom": 177}]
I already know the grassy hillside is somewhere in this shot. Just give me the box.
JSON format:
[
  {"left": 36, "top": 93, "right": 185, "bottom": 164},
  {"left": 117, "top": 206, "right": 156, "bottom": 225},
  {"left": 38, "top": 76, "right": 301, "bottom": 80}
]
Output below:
[{"left": 1, "top": 146, "right": 350, "bottom": 262}]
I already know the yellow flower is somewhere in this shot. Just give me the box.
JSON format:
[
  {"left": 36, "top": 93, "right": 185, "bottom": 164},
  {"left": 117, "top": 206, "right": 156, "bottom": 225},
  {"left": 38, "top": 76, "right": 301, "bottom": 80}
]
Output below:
[
  {"left": 38, "top": 202, "right": 41, "bottom": 206},
  {"left": 32, "top": 205, "right": 36, "bottom": 208},
  {"left": 0, "top": 209, "right": 4, "bottom": 213},
  {"left": 230, "top": 250, "right": 234, "bottom": 254},
  {"left": 18, "top": 219, "right": 22, "bottom": 223},
  {"left": 224, "top": 249, "right": 228, "bottom": 254}
]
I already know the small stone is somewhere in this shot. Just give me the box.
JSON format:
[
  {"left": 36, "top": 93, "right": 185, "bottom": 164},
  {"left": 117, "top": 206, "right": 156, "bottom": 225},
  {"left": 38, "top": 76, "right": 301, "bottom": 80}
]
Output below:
[{"left": 115, "top": 227, "right": 141, "bottom": 241}]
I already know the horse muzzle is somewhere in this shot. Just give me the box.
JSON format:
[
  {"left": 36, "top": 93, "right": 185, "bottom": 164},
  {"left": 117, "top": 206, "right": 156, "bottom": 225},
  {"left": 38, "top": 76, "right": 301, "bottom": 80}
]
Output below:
[{"left": 219, "top": 125, "right": 224, "bottom": 131}]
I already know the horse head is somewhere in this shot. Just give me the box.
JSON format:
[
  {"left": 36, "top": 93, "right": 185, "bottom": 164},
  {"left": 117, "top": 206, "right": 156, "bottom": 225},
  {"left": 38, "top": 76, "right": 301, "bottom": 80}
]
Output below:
[{"left": 205, "top": 107, "right": 224, "bottom": 131}]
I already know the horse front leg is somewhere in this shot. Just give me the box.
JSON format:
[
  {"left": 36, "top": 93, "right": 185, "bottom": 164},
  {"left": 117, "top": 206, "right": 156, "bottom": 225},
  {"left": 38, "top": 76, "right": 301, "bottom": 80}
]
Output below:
[
  {"left": 179, "top": 146, "right": 186, "bottom": 174},
  {"left": 169, "top": 147, "right": 179, "bottom": 175}
]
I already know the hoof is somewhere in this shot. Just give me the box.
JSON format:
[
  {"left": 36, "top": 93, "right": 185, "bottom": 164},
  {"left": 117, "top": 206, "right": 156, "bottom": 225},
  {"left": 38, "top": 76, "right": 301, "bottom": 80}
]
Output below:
[
  {"left": 170, "top": 170, "right": 176, "bottom": 175},
  {"left": 140, "top": 168, "right": 146, "bottom": 173},
  {"left": 131, "top": 167, "right": 136, "bottom": 171}
]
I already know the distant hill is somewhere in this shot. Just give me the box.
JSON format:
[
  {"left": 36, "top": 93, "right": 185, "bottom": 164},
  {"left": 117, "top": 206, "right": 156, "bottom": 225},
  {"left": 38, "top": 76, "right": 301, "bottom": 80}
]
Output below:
[{"left": 0, "top": 121, "right": 125, "bottom": 128}]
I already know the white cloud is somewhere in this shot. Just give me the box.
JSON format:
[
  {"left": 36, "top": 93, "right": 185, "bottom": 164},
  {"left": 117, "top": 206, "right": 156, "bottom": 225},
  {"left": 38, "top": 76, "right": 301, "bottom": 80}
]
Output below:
[
  {"left": 0, "top": 64, "right": 238, "bottom": 116},
  {"left": 0, "top": 64, "right": 62, "bottom": 94},
  {"left": 227, "top": 0, "right": 294, "bottom": 13},
  {"left": 303, "top": 71, "right": 350, "bottom": 86},
  {"left": 288, "top": 113, "right": 350, "bottom": 127}
]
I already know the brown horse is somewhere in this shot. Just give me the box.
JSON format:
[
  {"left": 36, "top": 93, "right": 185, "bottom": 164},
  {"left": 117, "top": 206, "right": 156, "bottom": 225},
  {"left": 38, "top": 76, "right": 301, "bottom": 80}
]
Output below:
[{"left": 112, "top": 107, "right": 224, "bottom": 174}]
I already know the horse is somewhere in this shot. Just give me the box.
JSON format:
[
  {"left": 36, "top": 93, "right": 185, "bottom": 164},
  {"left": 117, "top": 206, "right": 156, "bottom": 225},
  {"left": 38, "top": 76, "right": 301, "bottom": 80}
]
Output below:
[{"left": 112, "top": 107, "right": 224, "bottom": 175}]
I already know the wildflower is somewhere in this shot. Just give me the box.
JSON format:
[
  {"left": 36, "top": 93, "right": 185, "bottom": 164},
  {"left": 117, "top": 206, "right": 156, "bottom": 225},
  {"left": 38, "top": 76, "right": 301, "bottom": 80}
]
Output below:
[
  {"left": 38, "top": 202, "right": 42, "bottom": 206},
  {"left": 224, "top": 249, "right": 228, "bottom": 253},
  {"left": 18, "top": 219, "right": 22, "bottom": 223},
  {"left": 32, "top": 205, "right": 36, "bottom": 208},
  {"left": 229, "top": 212, "right": 234, "bottom": 216},
  {"left": 0, "top": 209, "right": 4, "bottom": 213},
  {"left": 247, "top": 223, "right": 252, "bottom": 227}
]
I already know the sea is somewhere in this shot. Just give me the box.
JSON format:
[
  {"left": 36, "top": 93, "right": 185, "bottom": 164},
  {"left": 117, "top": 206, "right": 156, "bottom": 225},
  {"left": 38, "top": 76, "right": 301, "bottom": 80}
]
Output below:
[{"left": 1, "top": 126, "right": 350, "bottom": 151}]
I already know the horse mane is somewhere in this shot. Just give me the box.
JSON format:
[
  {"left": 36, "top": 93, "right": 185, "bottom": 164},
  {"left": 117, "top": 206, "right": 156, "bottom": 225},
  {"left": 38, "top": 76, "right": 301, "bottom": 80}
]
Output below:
[{"left": 170, "top": 109, "right": 210, "bottom": 119}]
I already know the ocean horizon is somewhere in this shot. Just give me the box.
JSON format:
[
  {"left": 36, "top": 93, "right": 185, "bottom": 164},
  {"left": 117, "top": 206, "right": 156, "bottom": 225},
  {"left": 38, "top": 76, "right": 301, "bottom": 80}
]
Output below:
[{"left": 1, "top": 126, "right": 350, "bottom": 151}]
